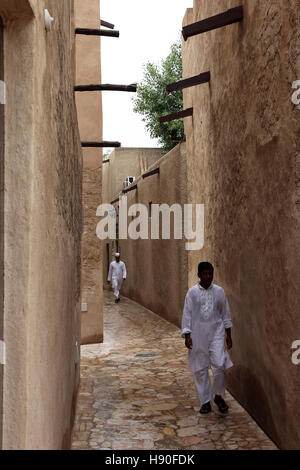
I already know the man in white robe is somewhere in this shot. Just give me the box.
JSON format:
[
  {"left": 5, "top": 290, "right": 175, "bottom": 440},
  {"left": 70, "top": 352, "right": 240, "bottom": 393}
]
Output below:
[
  {"left": 107, "top": 253, "right": 127, "bottom": 303},
  {"left": 181, "top": 262, "right": 233, "bottom": 414}
]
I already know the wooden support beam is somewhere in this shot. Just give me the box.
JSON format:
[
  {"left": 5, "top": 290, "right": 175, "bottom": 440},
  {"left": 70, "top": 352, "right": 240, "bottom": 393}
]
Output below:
[
  {"left": 159, "top": 108, "right": 193, "bottom": 124},
  {"left": 100, "top": 20, "right": 115, "bottom": 29},
  {"left": 166, "top": 72, "right": 210, "bottom": 93},
  {"left": 75, "top": 83, "right": 137, "bottom": 92},
  {"left": 111, "top": 197, "right": 120, "bottom": 205},
  {"left": 142, "top": 167, "right": 160, "bottom": 179},
  {"left": 81, "top": 141, "right": 121, "bottom": 148},
  {"left": 123, "top": 184, "right": 138, "bottom": 194},
  {"left": 75, "top": 28, "right": 119, "bottom": 38},
  {"left": 103, "top": 159, "right": 110, "bottom": 164},
  {"left": 182, "top": 6, "right": 243, "bottom": 41}
]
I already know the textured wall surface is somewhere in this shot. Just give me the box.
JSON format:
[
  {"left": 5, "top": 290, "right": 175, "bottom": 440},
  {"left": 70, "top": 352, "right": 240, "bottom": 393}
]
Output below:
[
  {"left": 183, "top": 0, "right": 300, "bottom": 449},
  {"left": 0, "top": 15, "right": 4, "bottom": 449},
  {"left": 103, "top": 144, "right": 188, "bottom": 328},
  {"left": 0, "top": 0, "right": 82, "bottom": 449},
  {"left": 103, "top": 147, "right": 164, "bottom": 204},
  {"left": 75, "top": 0, "right": 103, "bottom": 344},
  {"left": 102, "top": 147, "right": 164, "bottom": 283}
]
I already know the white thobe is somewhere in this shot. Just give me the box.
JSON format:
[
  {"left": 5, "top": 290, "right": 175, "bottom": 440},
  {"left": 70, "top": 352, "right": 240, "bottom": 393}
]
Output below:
[
  {"left": 107, "top": 261, "right": 127, "bottom": 299},
  {"left": 181, "top": 283, "right": 233, "bottom": 405}
]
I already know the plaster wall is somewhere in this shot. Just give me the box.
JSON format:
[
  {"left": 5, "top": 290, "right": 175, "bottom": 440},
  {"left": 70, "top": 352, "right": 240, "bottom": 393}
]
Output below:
[
  {"left": 104, "top": 144, "right": 188, "bottom": 328},
  {"left": 102, "top": 147, "right": 164, "bottom": 286},
  {"left": 75, "top": 0, "right": 103, "bottom": 344},
  {"left": 182, "top": 0, "right": 300, "bottom": 449},
  {"left": 0, "top": 0, "right": 82, "bottom": 449},
  {"left": 0, "top": 15, "right": 3, "bottom": 449},
  {"left": 103, "top": 147, "right": 163, "bottom": 204}
]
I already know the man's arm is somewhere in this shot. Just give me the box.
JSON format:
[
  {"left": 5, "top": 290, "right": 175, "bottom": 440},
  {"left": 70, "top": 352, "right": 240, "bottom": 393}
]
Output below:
[
  {"left": 182, "top": 292, "right": 193, "bottom": 350},
  {"left": 225, "top": 328, "right": 232, "bottom": 350},
  {"left": 222, "top": 291, "right": 233, "bottom": 350}
]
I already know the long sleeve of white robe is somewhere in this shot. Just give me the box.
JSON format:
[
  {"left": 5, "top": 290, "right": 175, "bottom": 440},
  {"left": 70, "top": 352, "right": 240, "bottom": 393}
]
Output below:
[
  {"left": 181, "top": 291, "right": 193, "bottom": 338},
  {"left": 221, "top": 292, "right": 232, "bottom": 330},
  {"left": 181, "top": 283, "right": 233, "bottom": 373}
]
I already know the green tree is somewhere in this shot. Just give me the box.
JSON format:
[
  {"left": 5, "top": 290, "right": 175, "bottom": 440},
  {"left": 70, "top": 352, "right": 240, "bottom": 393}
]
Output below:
[
  {"left": 132, "top": 40, "right": 184, "bottom": 152},
  {"left": 103, "top": 151, "right": 110, "bottom": 161}
]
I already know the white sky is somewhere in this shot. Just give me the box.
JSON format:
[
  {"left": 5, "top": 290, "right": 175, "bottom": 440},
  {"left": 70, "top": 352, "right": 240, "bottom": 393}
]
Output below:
[{"left": 100, "top": 0, "right": 193, "bottom": 153}]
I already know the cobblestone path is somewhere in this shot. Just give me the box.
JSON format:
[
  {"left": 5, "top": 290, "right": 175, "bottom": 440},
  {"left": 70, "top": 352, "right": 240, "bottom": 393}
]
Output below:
[{"left": 72, "top": 292, "right": 277, "bottom": 450}]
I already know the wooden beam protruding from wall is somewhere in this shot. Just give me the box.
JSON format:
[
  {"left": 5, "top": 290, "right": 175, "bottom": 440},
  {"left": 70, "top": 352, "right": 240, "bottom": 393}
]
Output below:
[
  {"left": 111, "top": 197, "right": 120, "bottom": 205},
  {"left": 166, "top": 72, "right": 210, "bottom": 93},
  {"left": 182, "top": 6, "right": 243, "bottom": 41},
  {"left": 142, "top": 167, "right": 160, "bottom": 179},
  {"left": 75, "top": 28, "right": 119, "bottom": 38},
  {"left": 122, "top": 184, "right": 138, "bottom": 194},
  {"left": 159, "top": 108, "right": 193, "bottom": 124},
  {"left": 75, "top": 84, "right": 137, "bottom": 92},
  {"left": 100, "top": 20, "right": 115, "bottom": 29},
  {"left": 81, "top": 142, "right": 121, "bottom": 148}
]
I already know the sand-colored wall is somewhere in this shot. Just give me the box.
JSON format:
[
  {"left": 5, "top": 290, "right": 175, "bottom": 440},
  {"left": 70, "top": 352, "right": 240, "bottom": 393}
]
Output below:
[
  {"left": 102, "top": 147, "right": 164, "bottom": 285},
  {"left": 75, "top": 0, "right": 103, "bottom": 344},
  {"left": 103, "top": 148, "right": 164, "bottom": 204},
  {"left": 0, "top": 0, "right": 82, "bottom": 449},
  {"left": 0, "top": 15, "right": 3, "bottom": 448},
  {"left": 182, "top": 0, "right": 300, "bottom": 449},
  {"left": 103, "top": 144, "right": 188, "bottom": 328}
]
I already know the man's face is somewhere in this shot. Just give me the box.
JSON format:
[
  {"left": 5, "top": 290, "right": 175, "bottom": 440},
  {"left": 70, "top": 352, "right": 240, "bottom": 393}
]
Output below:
[
  {"left": 199, "top": 269, "right": 213, "bottom": 287},
  {"left": 116, "top": 256, "right": 120, "bottom": 263}
]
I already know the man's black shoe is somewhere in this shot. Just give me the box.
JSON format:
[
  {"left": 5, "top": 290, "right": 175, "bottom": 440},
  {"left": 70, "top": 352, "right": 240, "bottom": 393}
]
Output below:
[{"left": 199, "top": 402, "right": 212, "bottom": 414}]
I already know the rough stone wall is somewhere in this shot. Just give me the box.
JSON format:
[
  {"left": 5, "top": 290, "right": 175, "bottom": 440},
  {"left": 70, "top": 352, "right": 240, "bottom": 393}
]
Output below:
[
  {"left": 75, "top": 0, "right": 103, "bottom": 344},
  {"left": 104, "top": 144, "right": 188, "bottom": 328},
  {"left": 0, "top": 0, "right": 82, "bottom": 449},
  {"left": 183, "top": 0, "right": 300, "bottom": 449}
]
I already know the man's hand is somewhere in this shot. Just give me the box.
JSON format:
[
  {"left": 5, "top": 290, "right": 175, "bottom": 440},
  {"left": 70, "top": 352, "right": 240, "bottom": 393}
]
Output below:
[
  {"left": 226, "top": 335, "right": 232, "bottom": 350},
  {"left": 185, "top": 334, "right": 193, "bottom": 350},
  {"left": 225, "top": 328, "right": 232, "bottom": 350}
]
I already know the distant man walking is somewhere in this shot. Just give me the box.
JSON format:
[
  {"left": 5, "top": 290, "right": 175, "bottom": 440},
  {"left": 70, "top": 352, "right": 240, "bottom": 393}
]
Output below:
[
  {"left": 181, "top": 262, "right": 233, "bottom": 414},
  {"left": 107, "top": 253, "right": 127, "bottom": 303}
]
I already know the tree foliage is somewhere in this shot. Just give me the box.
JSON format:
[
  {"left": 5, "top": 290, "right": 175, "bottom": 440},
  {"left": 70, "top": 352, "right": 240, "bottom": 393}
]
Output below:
[
  {"left": 103, "top": 151, "right": 110, "bottom": 161},
  {"left": 132, "top": 40, "right": 184, "bottom": 152}
]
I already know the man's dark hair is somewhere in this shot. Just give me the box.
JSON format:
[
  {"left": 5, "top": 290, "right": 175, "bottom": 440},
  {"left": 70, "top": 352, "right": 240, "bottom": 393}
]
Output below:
[{"left": 198, "top": 262, "right": 214, "bottom": 275}]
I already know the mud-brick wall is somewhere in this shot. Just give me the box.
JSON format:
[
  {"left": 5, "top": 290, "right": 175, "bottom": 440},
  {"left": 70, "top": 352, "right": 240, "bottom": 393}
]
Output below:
[
  {"left": 182, "top": 0, "right": 300, "bottom": 449},
  {"left": 0, "top": 0, "right": 82, "bottom": 449},
  {"left": 75, "top": 0, "right": 103, "bottom": 344},
  {"left": 119, "top": 144, "right": 188, "bottom": 328}
]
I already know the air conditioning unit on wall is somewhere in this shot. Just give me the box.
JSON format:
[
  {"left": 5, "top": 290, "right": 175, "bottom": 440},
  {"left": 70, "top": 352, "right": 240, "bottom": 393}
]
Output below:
[{"left": 124, "top": 176, "right": 135, "bottom": 189}]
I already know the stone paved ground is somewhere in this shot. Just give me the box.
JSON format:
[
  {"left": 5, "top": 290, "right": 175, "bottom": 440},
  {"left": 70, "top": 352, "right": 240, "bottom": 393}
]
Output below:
[{"left": 72, "top": 292, "right": 277, "bottom": 450}]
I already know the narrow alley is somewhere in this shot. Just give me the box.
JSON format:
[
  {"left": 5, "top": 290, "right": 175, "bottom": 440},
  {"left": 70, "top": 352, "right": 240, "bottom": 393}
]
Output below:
[
  {"left": 72, "top": 293, "right": 277, "bottom": 451},
  {"left": 0, "top": 0, "right": 299, "bottom": 451}
]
